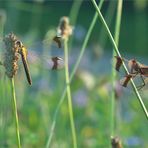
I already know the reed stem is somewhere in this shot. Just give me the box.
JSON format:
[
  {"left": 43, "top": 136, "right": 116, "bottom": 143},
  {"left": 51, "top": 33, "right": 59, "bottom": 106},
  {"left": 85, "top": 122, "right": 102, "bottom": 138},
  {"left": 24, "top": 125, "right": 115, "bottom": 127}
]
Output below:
[
  {"left": 111, "top": 0, "right": 123, "bottom": 137},
  {"left": 64, "top": 39, "right": 77, "bottom": 148},
  {"left": 91, "top": 0, "right": 148, "bottom": 120},
  {"left": 11, "top": 78, "right": 21, "bottom": 148}
]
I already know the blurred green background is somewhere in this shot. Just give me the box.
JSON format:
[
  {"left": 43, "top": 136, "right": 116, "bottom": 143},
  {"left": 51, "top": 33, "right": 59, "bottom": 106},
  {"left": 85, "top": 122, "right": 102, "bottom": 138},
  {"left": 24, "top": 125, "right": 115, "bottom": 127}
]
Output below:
[
  {"left": 0, "top": 0, "right": 148, "bottom": 148},
  {"left": 0, "top": 0, "right": 148, "bottom": 54}
]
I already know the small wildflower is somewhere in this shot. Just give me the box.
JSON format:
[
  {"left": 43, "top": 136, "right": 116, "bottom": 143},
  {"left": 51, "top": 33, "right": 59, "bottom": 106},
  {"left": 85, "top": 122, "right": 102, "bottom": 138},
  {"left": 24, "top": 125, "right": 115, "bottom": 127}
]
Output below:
[
  {"left": 3, "top": 33, "right": 20, "bottom": 78},
  {"left": 111, "top": 136, "right": 122, "bottom": 148}
]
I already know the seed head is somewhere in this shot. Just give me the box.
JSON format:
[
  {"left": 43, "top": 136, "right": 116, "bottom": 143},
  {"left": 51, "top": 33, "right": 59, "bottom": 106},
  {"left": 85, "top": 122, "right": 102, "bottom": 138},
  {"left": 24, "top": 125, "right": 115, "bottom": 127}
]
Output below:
[
  {"left": 3, "top": 33, "right": 20, "bottom": 78},
  {"left": 57, "top": 16, "right": 73, "bottom": 40}
]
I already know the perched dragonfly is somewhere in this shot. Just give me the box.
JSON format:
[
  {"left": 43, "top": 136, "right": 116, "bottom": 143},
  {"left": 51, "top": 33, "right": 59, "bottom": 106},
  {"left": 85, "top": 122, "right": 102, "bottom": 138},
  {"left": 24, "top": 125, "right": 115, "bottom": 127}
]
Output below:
[
  {"left": 115, "top": 56, "right": 148, "bottom": 90},
  {"left": 15, "top": 40, "right": 32, "bottom": 85},
  {"left": 0, "top": 37, "right": 64, "bottom": 85}
]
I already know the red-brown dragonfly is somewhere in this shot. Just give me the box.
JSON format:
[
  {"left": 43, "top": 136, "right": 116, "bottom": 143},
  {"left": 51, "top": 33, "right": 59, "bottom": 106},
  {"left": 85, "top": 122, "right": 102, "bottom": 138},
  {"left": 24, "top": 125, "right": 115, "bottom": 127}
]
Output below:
[
  {"left": 0, "top": 37, "right": 64, "bottom": 85},
  {"left": 115, "top": 56, "right": 148, "bottom": 90}
]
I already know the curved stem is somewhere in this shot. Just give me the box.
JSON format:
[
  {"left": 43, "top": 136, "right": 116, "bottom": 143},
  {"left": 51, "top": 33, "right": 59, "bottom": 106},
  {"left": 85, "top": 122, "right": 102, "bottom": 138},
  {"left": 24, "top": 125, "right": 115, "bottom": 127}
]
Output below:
[
  {"left": 91, "top": 0, "right": 148, "bottom": 120},
  {"left": 111, "top": 0, "right": 123, "bottom": 138}
]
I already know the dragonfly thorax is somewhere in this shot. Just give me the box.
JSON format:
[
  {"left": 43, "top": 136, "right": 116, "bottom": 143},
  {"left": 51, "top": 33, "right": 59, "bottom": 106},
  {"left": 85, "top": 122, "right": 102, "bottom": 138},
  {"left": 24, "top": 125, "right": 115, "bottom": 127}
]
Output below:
[{"left": 128, "top": 59, "right": 139, "bottom": 73}]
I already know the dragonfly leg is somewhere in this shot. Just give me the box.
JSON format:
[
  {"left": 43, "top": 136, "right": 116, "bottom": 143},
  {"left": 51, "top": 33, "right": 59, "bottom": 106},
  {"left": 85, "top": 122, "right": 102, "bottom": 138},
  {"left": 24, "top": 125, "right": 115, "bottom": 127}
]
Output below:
[
  {"left": 129, "top": 72, "right": 145, "bottom": 90},
  {"left": 136, "top": 74, "right": 145, "bottom": 90}
]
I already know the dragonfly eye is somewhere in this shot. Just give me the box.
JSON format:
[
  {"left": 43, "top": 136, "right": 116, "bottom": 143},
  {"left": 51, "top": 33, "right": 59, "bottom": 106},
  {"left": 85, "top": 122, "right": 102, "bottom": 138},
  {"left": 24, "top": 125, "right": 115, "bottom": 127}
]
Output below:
[{"left": 15, "top": 40, "right": 23, "bottom": 48}]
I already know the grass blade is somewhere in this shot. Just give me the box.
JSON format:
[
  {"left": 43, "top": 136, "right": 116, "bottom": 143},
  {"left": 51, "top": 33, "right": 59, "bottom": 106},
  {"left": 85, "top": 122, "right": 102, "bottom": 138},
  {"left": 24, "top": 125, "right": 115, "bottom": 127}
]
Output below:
[
  {"left": 64, "top": 39, "right": 77, "bottom": 148},
  {"left": 11, "top": 78, "right": 21, "bottom": 148},
  {"left": 111, "top": 0, "right": 123, "bottom": 137}
]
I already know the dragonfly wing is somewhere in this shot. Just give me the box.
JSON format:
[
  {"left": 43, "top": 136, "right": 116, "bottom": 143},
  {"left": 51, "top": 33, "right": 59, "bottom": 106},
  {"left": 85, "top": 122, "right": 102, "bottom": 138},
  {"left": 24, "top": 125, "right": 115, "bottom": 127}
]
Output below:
[
  {"left": 139, "top": 67, "right": 148, "bottom": 76},
  {"left": 27, "top": 50, "right": 64, "bottom": 70},
  {"left": 114, "top": 56, "right": 123, "bottom": 71},
  {"left": 44, "top": 57, "right": 64, "bottom": 70},
  {"left": 120, "top": 74, "right": 133, "bottom": 87}
]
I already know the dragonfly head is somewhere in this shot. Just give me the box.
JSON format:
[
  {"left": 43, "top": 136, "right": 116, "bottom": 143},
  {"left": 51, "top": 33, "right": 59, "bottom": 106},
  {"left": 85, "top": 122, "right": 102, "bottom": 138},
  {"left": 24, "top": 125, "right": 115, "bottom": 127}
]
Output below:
[
  {"left": 129, "top": 59, "right": 137, "bottom": 65},
  {"left": 15, "top": 40, "right": 27, "bottom": 56},
  {"left": 15, "top": 40, "right": 23, "bottom": 48},
  {"left": 128, "top": 59, "right": 139, "bottom": 72},
  {"left": 131, "top": 59, "right": 136, "bottom": 63}
]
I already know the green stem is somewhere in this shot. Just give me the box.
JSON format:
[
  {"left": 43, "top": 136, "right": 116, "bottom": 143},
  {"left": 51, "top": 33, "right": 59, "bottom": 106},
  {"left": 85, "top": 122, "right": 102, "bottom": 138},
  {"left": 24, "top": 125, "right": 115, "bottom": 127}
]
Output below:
[
  {"left": 99, "top": 1, "right": 116, "bottom": 47},
  {"left": 45, "top": 0, "right": 104, "bottom": 147},
  {"left": 69, "top": 0, "right": 83, "bottom": 49},
  {"left": 11, "top": 78, "right": 21, "bottom": 148},
  {"left": 91, "top": 0, "right": 148, "bottom": 120},
  {"left": 111, "top": 0, "right": 123, "bottom": 137},
  {"left": 64, "top": 39, "right": 77, "bottom": 148},
  {"left": 69, "top": 0, "right": 82, "bottom": 25}
]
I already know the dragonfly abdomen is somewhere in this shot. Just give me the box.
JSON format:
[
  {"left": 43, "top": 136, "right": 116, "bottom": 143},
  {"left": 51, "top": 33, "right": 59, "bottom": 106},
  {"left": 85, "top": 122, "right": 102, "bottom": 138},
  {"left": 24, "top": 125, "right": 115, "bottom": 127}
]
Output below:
[{"left": 21, "top": 50, "right": 32, "bottom": 85}]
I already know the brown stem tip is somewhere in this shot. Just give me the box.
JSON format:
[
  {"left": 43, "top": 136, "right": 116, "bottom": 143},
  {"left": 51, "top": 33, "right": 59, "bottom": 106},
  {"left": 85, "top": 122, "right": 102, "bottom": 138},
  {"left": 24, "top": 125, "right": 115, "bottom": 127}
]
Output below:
[{"left": 57, "top": 16, "right": 73, "bottom": 40}]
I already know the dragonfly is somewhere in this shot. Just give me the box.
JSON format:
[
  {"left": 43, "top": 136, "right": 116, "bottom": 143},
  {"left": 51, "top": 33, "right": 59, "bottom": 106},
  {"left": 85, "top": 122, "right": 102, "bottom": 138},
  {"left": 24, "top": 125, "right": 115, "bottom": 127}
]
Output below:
[
  {"left": 115, "top": 56, "right": 148, "bottom": 90},
  {"left": 0, "top": 36, "right": 64, "bottom": 85}
]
